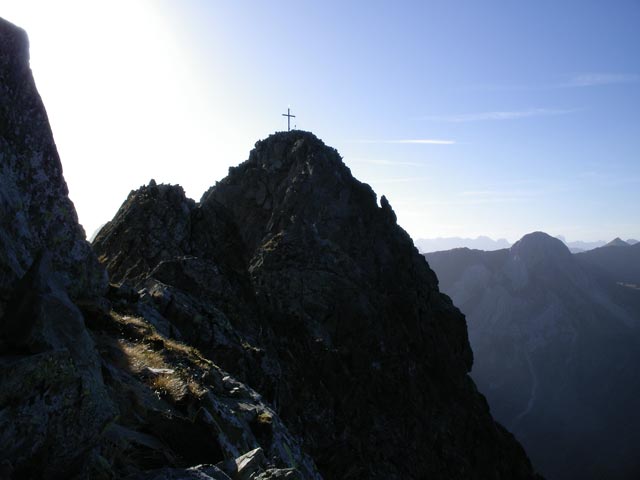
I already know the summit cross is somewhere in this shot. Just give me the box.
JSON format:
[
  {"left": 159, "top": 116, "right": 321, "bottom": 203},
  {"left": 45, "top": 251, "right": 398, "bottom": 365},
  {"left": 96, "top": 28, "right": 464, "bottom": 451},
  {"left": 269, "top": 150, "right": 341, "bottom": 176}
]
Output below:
[{"left": 282, "top": 108, "right": 296, "bottom": 131}]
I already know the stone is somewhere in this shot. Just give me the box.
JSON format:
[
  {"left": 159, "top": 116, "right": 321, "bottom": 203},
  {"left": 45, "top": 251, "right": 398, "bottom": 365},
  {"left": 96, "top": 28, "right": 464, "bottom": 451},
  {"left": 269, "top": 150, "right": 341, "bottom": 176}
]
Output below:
[
  {"left": 255, "top": 469, "right": 303, "bottom": 480},
  {"left": 224, "top": 447, "right": 267, "bottom": 480},
  {"left": 0, "top": 350, "right": 114, "bottom": 478}
]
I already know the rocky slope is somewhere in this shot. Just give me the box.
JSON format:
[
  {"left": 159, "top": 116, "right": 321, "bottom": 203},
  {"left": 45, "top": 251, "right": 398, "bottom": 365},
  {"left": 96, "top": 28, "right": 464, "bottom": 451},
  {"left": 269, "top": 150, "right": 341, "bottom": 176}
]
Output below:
[
  {"left": 426, "top": 232, "right": 640, "bottom": 479},
  {"left": 93, "top": 131, "right": 540, "bottom": 479},
  {"left": 0, "top": 17, "right": 320, "bottom": 480}
]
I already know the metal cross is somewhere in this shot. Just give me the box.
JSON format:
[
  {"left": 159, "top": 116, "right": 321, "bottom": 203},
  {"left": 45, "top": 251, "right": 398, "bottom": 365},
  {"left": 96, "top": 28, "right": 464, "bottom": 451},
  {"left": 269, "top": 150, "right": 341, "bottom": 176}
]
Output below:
[{"left": 282, "top": 107, "right": 296, "bottom": 131}]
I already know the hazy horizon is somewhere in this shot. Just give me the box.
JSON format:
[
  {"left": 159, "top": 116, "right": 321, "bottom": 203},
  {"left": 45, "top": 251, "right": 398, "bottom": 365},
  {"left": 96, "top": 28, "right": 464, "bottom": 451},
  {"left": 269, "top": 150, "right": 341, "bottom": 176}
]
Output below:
[{"left": 2, "top": 1, "right": 638, "bottom": 243}]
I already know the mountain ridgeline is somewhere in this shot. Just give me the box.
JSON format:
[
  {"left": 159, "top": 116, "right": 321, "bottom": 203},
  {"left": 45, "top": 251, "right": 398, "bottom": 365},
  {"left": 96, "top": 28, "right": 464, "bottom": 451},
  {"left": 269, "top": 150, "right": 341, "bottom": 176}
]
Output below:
[
  {"left": 93, "top": 131, "right": 538, "bottom": 479},
  {"left": 426, "top": 233, "right": 640, "bottom": 479},
  {"left": 0, "top": 17, "right": 540, "bottom": 480}
]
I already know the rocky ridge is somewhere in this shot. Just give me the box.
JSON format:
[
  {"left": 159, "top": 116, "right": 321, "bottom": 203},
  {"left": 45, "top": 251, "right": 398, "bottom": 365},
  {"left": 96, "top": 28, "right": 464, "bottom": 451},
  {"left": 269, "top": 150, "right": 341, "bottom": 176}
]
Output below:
[{"left": 93, "top": 130, "right": 540, "bottom": 479}]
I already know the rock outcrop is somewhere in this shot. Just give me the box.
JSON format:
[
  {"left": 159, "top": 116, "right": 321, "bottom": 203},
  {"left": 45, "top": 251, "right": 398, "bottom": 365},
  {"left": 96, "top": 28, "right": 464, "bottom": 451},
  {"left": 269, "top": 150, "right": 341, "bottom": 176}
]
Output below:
[
  {"left": 426, "top": 232, "right": 640, "bottom": 479},
  {"left": 0, "top": 17, "right": 106, "bottom": 309},
  {"left": 94, "top": 131, "right": 540, "bottom": 479}
]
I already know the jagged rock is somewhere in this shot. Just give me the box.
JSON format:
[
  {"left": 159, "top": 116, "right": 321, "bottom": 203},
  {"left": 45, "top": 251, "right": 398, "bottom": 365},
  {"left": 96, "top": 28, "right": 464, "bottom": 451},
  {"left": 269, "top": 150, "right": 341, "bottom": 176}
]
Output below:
[
  {"left": 0, "top": 250, "right": 115, "bottom": 478},
  {"left": 0, "top": 17, "right": 106, "bottom": 310},
  {"left": 254, "top": 469, "right": 303, "bottom": 480},
  {"left": 87, "top": 309, "right": 321, "bottom": 480},
  {"left": 95, "top": 131, "right": 540, "bottom": 479},
  {"left": 93, "top": 183, "right": 275, "bottom": 395},
  {"left": 232, "top": 447, "right": 265, "bottom": 479}
]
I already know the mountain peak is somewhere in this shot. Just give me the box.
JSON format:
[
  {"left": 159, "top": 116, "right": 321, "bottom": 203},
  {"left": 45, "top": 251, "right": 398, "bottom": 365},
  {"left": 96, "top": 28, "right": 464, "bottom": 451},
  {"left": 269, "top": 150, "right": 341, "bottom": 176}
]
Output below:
[
  {"left": 510, "top": 231, "right": 572, "bottom": 265},
  {"left": 202, "top": 130, "right": 385, "bottom": 255},
  {"left": 94, "top": 131, "right": 539, "bottom": 478},
  {"left": 605, "top": 237, "right": 629, "bottom": 247},
  {"left": 242, "top": 130, "right": 339, "bottom": 174}
]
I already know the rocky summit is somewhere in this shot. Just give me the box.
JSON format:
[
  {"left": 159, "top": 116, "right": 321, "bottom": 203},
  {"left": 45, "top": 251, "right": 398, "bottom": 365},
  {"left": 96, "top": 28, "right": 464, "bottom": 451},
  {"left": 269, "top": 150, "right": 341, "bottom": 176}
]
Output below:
[
  {"left": 93, "top": 131, "right": 539, "bottom": 479},
  {"left": 1, "top": 16, "right": 539, "bottom": 480}
]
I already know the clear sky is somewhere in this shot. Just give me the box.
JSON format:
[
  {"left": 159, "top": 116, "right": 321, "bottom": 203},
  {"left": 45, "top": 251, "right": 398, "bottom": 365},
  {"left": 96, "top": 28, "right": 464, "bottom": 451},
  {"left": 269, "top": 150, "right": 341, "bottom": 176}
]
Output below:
[{"left": 3, "top": 1, "right": 639, "bottom": 242}]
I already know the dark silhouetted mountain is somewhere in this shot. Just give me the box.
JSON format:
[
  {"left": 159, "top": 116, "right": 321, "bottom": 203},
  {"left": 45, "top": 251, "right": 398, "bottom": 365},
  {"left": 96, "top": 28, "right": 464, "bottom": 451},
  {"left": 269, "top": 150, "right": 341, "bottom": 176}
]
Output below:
[
  {"left": 0, "top": 18, "right": 540, "bottom": 479},
  {"left": 93, "top": 131, "right": 541, "bottom": 479},
  {"left": 426, "top": 232, "right": 640, "bottom": 479},
  {"left": 627, "top": 239, "right": 639, "bottom": 245},
  {"left": 415, "top": 235, "right": 511, "bottom": 253}
]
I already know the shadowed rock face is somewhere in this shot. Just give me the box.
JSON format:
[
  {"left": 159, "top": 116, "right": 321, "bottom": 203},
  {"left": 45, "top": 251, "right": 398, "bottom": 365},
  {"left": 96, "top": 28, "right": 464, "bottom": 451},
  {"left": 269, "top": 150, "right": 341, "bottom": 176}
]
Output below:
[
  {"left": 94, "top": 131, "right": 540, "bottom": 479},
  {"left": 0, "top": 252, "right": 116, "bottom": 478},
  {"left": 426, "top": 232, "right": 640, "bottom": 479},
  {"left": 0, "top": 17, "right": 106, "bottom": 309},
  {"left": 0, "top": 17, "right": 113, "bottom": 478}
]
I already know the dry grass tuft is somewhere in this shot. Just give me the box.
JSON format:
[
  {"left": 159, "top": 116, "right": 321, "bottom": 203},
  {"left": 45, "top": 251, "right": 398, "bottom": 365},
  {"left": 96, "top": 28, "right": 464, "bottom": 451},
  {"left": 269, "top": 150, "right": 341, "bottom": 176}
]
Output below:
[
  {"left": 111, "top": 312, "right": 214, "bottom": 404},
  {"left": 150, "top": 373, "right": 188, "bottom": 400},
  {"left": 119, "top": 340, "right": 166, "bottom": 374}
]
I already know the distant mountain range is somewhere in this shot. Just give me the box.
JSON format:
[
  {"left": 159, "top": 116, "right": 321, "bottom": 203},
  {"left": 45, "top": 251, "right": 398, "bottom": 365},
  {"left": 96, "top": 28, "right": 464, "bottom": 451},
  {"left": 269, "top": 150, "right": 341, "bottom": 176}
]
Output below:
[
  {"left": 416, "top": 235, "right": 638, "bottom": 254},
  {"left": 425, "top": 233, "right": 640, "bottom": 479},
  {"left": 414, "top": 236, "right": 512, "bottom": 252}
]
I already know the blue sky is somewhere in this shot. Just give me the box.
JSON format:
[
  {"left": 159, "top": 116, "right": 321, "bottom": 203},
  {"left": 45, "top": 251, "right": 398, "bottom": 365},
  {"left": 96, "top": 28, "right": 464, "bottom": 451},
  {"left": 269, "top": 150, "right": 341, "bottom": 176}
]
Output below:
[{"left": 3, "top": 1, "right": 639, "bottom": 241}]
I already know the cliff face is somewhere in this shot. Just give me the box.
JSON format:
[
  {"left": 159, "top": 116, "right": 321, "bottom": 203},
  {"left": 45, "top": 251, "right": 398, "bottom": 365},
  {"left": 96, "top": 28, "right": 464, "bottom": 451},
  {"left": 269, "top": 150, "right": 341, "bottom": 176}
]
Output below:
[
  {"left": 0, "top": 18, "right": 105, "bottom": 309},
  {"left": 94, "top": 131, "right": 540, "bottom": 479},
  {"left": 0, "top": 17, "right": 114, "bottom": 478}
]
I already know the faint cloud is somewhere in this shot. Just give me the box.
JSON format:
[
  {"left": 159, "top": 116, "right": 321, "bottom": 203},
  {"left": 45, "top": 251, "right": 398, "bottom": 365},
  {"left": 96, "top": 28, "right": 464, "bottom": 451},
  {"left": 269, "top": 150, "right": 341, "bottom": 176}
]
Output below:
[
  {"left": 353, "top": 139, "right": 455, "bottom": 145},
  {"left": 578, "top": 170, "right": 640, "bottom": 186},
  {"left": 467, "top": 73, "right": 639, "bottom": 91},
  {"left": 369, "top": 176, "right": 434, "bottom": 184},
  {"left": 455, "top": 189, "right": 539, "bottom": 204},
  {"left": 349, "top": 157, "right": 424, "bottom": 167},
  {"left": 422, "top": 108, "right": 575, "bottom": 123},
  {"left": 562, "top": 73, "right": 640, "bottom": 87}
]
